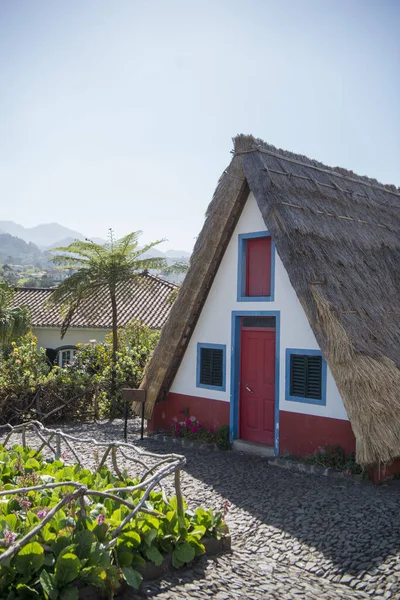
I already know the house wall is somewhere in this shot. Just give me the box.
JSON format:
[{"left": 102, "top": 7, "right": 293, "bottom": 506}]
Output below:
[
  {"left": 151, "top": 193, "right": 355, "bottom": 455},
  {"left": 32, "top": 327, "right": 111, "bottom": 350}
]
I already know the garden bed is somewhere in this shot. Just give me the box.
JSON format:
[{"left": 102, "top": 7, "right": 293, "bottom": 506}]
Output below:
[
  {"left": 0, "top": 422, "right": 229, "bottom": 599},
  {"left": 268, "top": 444, "right": 366, "bottom": 483}
]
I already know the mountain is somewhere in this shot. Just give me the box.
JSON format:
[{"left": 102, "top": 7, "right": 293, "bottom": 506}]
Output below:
[
  {"left": 165, "top": 249, "right": 191, "bottom": 258},
  {"left": 0, "top": 222, "right": 191, "bottom": 278},
  {"left": 0, "top": 233, "right": 43, "bottom": 264},
  {"left": 0, "top": 221, "right": 85, "bottom": 248}
]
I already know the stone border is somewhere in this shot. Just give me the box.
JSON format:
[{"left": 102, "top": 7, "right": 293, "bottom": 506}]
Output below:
[
  {"left": 78, "top": 533, "right": 231, "bottom": 599},
  {"left": 268, "top": 456, "right": 364, "bottom": 483},
  {"left": 150, "top": 433, "right": 231, "bottom": 452}
]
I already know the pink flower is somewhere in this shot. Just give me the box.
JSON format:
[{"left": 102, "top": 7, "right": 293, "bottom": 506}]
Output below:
[
  {"left": 37, "top": 509, "right": 47, "bottom": 519},
  {"left": 97, "top": 514, "right": 105, "bottom": 525},
  {"left": 186, "top": 418, "right": 191, "bottom": 426},
  {"left": 19, "top": 498, "right": 31, "bottom": 509},
  {"left": 4, "top": 530, "right": 16, "bottom": 546},
  {"left": 210, "top": 427, "right": 215, "bottom": 433},
  {"left": 191, "top": 426, "right": 198, "bottom": 433},
  {"left": 344, "top": 470, "right": 351, "bottom": 476}
]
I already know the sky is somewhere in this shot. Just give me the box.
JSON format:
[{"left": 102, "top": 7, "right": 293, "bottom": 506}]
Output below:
[{"left": 0, "top": 0, "right": 399, "bottom": 252}]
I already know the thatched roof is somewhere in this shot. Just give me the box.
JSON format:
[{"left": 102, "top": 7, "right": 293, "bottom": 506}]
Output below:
[
  {"left": 14, "top": 273, "right": 177, "bottom": 330},
  {"left": 137, "top": 135, "right": 400, "bottom": 466}
]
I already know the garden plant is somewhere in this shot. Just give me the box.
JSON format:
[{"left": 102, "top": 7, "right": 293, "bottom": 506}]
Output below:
[
  {"left": 167, "top": 408, "right": 231, "bottom": 450},
  {"left": 0, "top": 320, "right": 160, "bottom": 425},
  {"left": 0, "top": 422, "right": 226, "bottom": 599}
]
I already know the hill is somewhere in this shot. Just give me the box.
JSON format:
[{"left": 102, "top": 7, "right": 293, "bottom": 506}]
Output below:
[
  {"left": 0, "top": 233, "right": 43, "bottom": 264},
  {"left": 0, "top": 221, "right": 85, "bottom": 248}
]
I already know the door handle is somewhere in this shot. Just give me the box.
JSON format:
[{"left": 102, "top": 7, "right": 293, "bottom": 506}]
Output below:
[{"left": 245, "top": 384, "right": 254, "bottom": 394}]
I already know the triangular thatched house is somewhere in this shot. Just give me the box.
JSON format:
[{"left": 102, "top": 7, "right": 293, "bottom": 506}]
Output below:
[{"left": 136, "top": 135, "right": 400, "bottom": 477}]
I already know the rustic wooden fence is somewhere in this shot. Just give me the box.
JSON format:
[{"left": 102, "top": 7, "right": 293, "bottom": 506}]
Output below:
[{"left": 0, "top": 420, "right": 186, "bottom": 563}]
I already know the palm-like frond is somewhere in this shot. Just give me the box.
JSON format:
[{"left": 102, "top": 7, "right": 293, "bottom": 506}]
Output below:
[
  {"left": 47, "top": 269, "right": 101, "bottom": 338},
  {"left": 49, "top": 231, "right": 168, "bottom": 340},
  {"left": 0, "top": 281, "right": 30, "bottom": 353}
]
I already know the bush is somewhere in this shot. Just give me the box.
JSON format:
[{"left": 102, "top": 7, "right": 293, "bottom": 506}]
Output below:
[
  {"left": 167, "top": 408, "right": 216, "bottom": 444},
  {"left": 0, "top": 444, "right": 225, "bottom": 599},
  {"left": 307, "top": 444, "right": 362, "bottom": 474},
  {"left": 0, "top": 320, "right": 160, "bottom": 423},
  {"left": 215, "top": 425, "right": 231, "bottom": 451}
]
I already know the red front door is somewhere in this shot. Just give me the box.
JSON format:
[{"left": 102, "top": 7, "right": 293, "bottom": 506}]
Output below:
[{"left": 239, "top": 327, "right": 275, "bottom": 445}]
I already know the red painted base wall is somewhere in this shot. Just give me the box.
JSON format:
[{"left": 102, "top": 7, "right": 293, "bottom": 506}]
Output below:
[
  {"left": 148, "top": 397, "right": 400, "bottom": 483},
  {"left": 148, "top": 392, "right": 230, "bottom": 434},
  {"left": 279, "top": 411, "right": 356, "bottom": 456}
]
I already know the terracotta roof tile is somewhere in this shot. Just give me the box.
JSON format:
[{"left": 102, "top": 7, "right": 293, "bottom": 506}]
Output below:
[{"left": 13, "top": 273, "right": 177, "bottom": 330}]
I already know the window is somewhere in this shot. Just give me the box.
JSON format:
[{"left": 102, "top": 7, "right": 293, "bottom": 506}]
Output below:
[
  {"left": 285, "top": 349, "right": 327, "bottom": 405},
  {"left": 237, "top": 231, "right": 274, "bottom": 302},
  {"left": 196, "top": 343, "right": 226, "bottom": 391},
  {"left": 58, "top": 348, "right": 77, "bottom": 368},
  {"left": 241, "top": 316, "right": 276, "bottom": 328}
]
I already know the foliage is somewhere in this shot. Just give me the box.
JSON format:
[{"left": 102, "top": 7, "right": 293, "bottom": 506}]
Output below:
[
  {"left": 304, "top": 444, "right": 363, "bottom": 475},
  {"left": 168, "top": 409, "right": 216, "bottom": 444},
  {"left": 68, "top": 321, "right": 160, "bottom": 415},
  {"left": 49, "top": 229, "right": 168, "bottom": 415},
  {"left": 215, "top": 425, "right": 231, "bottom": 451},
  {"left": 0, "top": 334, "right": 49, "bottom": 396},
  {"left": 0, "top": 280, "right": 31, "bottom": 356},
  {"left": 0, "top": 445, "right": 224, "bottom": 599},
  {"left": 0, "top": 321, "right": 159, "bottom": 424},
  {"left": 166, "top": 409, "right": 231, "bottom": 449}
]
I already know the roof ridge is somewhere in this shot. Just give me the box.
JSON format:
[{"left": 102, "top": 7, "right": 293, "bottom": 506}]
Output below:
[
  {"left": 233, "top": 135, "right": 400, "bottom": 198},
  {"left": 144, "top": 272, "right": 179, "bottom": 288},
  {"left": 14, "top": 287, "right": 53, "bottom": 292}
]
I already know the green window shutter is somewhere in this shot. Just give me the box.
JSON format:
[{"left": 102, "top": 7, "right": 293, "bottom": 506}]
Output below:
[
  {"left": 200, "top": 348, "right": 223, "bottom": 387},
  {"left": 290, "top": 354, "right": 322, "bottom": 400}
]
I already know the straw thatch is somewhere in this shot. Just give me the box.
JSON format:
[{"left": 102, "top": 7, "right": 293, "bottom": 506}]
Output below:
[{"left": 136, "top": 135, "right": 400, "bottom": 466}]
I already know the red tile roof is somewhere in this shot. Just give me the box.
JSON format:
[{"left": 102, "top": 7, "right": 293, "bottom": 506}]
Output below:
[{"left": 13, "top": 273, "right": 177, "bottom": 330}]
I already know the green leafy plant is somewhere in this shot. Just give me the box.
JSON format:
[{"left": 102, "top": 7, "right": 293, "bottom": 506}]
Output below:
[
  {"left": 215, "top": 425, "right": 231, "bottom": 451},
  {"left": 0, "top": 320, "right": 159, "bottom": 424},
  {"left": 0, "top": 280, "right": 31, "bottom": 357},
  {"left": 0, "top": 444, "right": 225, "bottom": 599},
  {"left": 301, "top": 444, "right": 363, "bottom": 475}
]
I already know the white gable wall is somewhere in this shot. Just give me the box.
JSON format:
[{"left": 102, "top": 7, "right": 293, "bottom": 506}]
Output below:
[{"left": 171, "top": 192, "right": 348, "bottom": 421}]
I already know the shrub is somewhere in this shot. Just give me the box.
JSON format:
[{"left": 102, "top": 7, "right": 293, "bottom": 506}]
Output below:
[
  {"left": 0, "top": 320, "right": 160, "bottom": 423},
  {"left": 215, "top": 425, "right": 231, "bottom": 450},
  {"left": 307, "top": 444, "right": 362, "bottom": 474}
]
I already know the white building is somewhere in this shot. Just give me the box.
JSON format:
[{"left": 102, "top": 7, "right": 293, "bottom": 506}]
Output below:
[
  {"left": 13, "top": 274, "right": 177, "bottom": 366},
  {"left": 141, "top": 135, "right": 400, "bottom": 481}
]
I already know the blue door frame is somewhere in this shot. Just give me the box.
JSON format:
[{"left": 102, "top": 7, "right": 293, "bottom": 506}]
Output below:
[{"left": 230, "top": 310, "right": 280, "bottom": 456}]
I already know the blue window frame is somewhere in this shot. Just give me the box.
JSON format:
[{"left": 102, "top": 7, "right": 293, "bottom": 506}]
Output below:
[
  {"left": 285, "top": 349, "right": 327, "bottom": 406},
  {"left": 237, "top": 231, "right": 275, "bottom": 302},
  {"left": 196, "top": 343, "right": 226, "bottom": 391}
]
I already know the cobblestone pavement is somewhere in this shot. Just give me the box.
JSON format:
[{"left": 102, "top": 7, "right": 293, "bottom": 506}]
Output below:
[{"left": 4, "top": 420, "right": 400, "bottom": 599}]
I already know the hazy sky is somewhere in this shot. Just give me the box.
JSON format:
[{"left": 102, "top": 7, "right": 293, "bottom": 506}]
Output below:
[{"left": 1, "top": 0, "right": 399, "bottom": 251}]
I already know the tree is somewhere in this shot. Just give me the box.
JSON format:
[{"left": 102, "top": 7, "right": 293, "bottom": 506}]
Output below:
[
  {"left": 0, "top": 280, "right": 31, "bottom": 356},
  {"left": 49, "top": 230, "right": 168, "bottom": 415}
]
